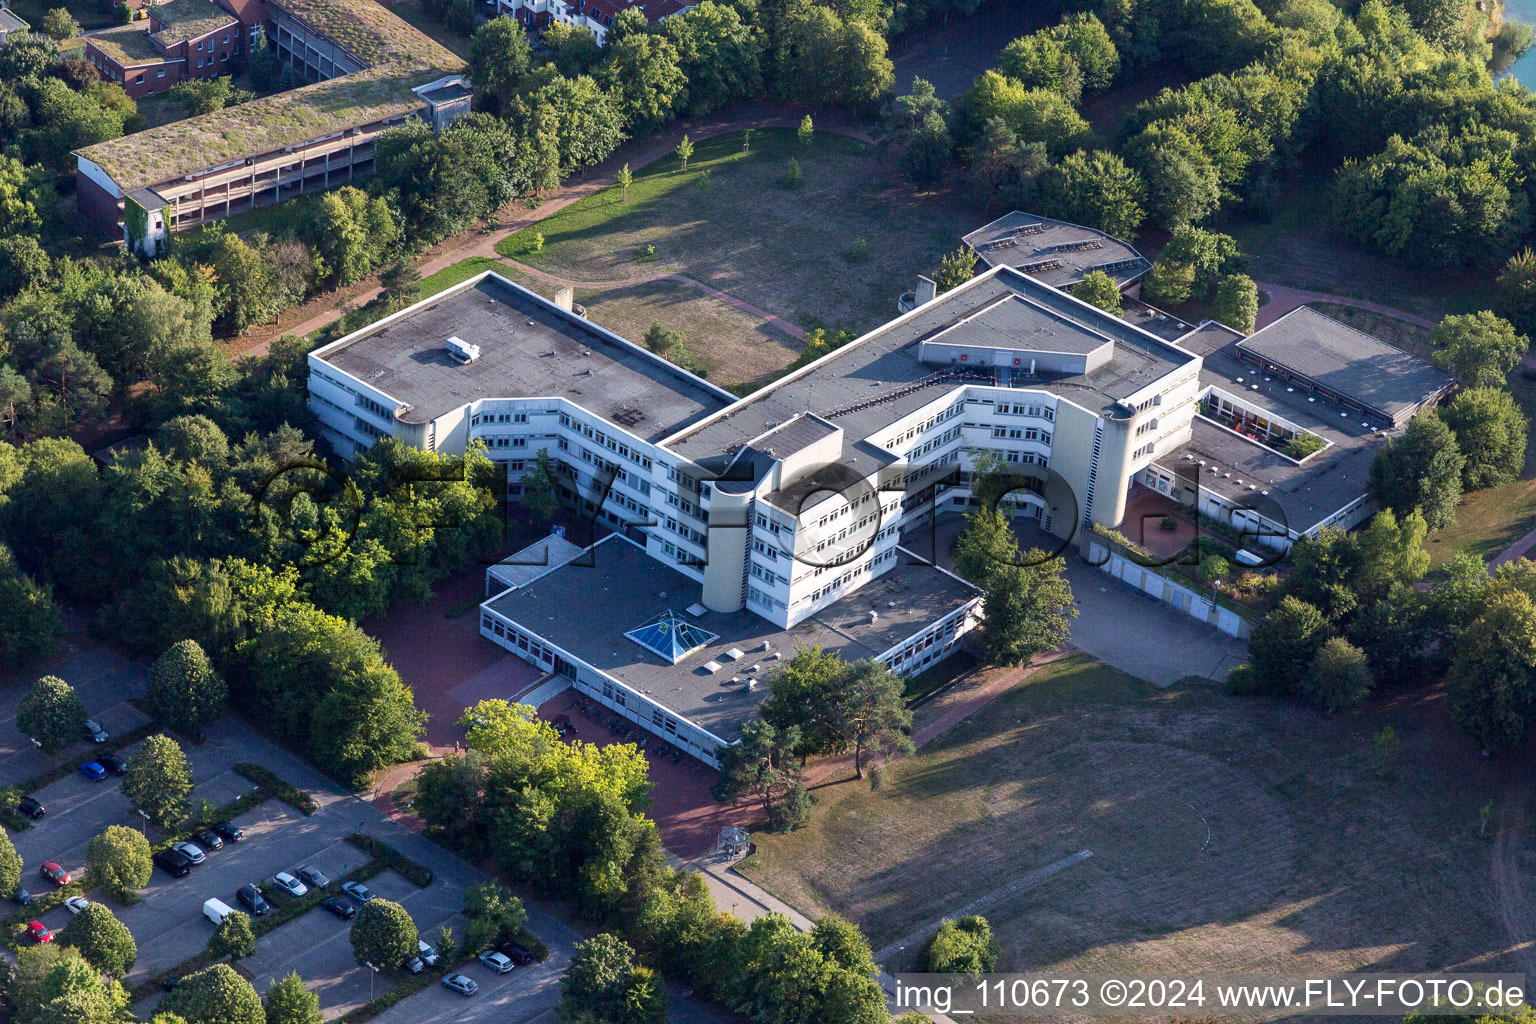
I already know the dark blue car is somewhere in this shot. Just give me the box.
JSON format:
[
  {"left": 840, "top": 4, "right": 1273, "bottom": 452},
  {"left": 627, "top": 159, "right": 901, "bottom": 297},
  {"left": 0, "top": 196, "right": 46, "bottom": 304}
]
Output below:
[{"left": 78, "top": 762, "right": 107, "bottom": 781}]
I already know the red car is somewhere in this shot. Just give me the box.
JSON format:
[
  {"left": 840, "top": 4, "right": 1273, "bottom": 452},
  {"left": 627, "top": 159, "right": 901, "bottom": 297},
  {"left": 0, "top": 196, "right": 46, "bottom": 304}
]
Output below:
[
  {"left": 25, "top": 921, "right": 50, "bottom": 943},
  {"left": 38, "top": 861, "right": 69, "bottom": 887}
]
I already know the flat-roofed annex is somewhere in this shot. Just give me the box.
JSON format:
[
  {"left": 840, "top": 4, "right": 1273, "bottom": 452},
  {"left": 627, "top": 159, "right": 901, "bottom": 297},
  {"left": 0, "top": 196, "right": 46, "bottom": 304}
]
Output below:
[
  {"left": 484, "top": 534, "right": 979, "bottom": 742},
  {"left": 312, "top": 272, "right": 734, "bottom": 441}
]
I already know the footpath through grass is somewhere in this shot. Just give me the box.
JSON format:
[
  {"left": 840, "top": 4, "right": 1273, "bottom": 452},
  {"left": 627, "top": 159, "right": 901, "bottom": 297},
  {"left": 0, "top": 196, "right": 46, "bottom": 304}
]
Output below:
[
  {"left": 740, "top": 652, "right": 1509, "bottom": 978},
  {"left": 497, "top": 128, "right": 981, "bottom": 335}
]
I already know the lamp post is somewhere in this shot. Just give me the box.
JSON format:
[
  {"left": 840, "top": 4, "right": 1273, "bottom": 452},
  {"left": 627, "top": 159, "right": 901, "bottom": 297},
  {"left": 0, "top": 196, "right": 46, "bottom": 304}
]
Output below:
[{"left": 365, "top": 962, "right": 378, "bottom": 1000}]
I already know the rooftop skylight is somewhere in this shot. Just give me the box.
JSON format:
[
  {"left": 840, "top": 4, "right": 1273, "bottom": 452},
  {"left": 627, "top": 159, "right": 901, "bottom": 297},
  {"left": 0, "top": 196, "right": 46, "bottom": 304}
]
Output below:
[{"left": 624, "top": 610, "right": 718, "bottom": 664}]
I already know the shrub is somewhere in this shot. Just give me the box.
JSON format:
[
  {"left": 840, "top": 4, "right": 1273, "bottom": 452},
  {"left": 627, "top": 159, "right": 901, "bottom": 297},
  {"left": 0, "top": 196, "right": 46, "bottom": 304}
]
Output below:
[{"left": 921, "top": 915, "right": 998, "bottom": 974}]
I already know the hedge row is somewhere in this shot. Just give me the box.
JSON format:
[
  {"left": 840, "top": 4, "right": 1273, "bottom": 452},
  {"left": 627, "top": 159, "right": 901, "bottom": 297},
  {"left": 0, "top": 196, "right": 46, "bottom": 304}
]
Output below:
[
  {"left": 345, "top": 833, "right": 434, "bottom": 888},
  {"left": 130, "top": 833, "right": 434, "bottom": 1000},
  {"left": 0, "top": 723, "right": 161, "bottom": 832},
  {"left": 233, "top": 763, "right": 319, "bottom": 815}
]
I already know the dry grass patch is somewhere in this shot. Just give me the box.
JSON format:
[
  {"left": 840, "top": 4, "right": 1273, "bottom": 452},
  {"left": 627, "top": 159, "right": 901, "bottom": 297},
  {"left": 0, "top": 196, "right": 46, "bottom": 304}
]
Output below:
[
  {"left": 501, "top": 129, "right": 982, "bottom": 334},
  {"left": 741, "top": 653, "right": 1513, "bottom": 980},
  {"left": 491, "top": 262, "right": 801, "bottom": 388}
]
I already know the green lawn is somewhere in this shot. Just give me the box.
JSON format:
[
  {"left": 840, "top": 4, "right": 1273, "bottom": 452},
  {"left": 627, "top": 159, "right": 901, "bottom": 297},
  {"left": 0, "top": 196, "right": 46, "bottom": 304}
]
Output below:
[
  {"left": 497, "top": 128, "right": 984, "bottom": 335},
  {"left": 418, "top": 254, "right": 503, "bottom": 294},
  {"left": 740, "top": 653, "right": 1513, "bottom": 979}
]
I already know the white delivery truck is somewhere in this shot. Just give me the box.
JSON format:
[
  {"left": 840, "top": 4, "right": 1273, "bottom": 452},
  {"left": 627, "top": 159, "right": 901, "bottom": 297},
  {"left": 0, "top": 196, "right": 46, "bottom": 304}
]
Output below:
[{"left": 203, "top": 898, "right": 235, "bottom": 925}]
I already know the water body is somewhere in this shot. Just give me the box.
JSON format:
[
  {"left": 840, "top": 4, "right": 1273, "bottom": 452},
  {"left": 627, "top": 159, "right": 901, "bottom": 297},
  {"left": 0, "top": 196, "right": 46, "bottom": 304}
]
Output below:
[{"left": 1501, "top": 0, "right": 1536, "bottom": 82}]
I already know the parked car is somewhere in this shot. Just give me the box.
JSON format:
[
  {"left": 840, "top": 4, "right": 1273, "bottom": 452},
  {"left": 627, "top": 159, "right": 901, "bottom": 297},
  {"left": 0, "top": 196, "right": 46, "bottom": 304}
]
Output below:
[
  {"left": 16, "top": 796, "right": 44, "bottom": 819},
  {"left": 63, "top": 896, "right": 90, "bottom": 915},
  {"left": 78, "top": 762, "right": 106, "bottom": 781},
  {"left": 172, "top": 842, "right": 205, "bottom": 865},
  {"left": 341, "top": 881, "right": 374, "bottom": 904},
  {"left": 441, "top": 974, "right": 478, "bottom": 996},
  {"left": 212, "top": 822, "right": 244, "bottom": 843},
  {"left": 194, "top": 830, "right": 223, "bottom": 851},
  {"left": 271, "top": 871, "right": 307, "bottom": 898},
  {"left": 203, "top": 898, "right": 235, "bottom": 926},
  {"left": 25, "top": 921, "right": 50, "bottom": 943},
  {"left": 236, "top": 884, "right": 269, "bottom": 916},
  {"left": 497, "top": 941, "right": 535, "bottom": 965},
  {"left": 416, "top": 940, "right": 440, "bottom": 967},
  {"left": 153, "top": 848, "right": 193, "bottom": 878},
  {"left": 320, "top": 896, "right": 355, "bottom": 920},
  {"left": 402, "top": 954, "right": 425, "bottom": 975},
  {"left": 100, "top": 754, "right": 127, "bottom": 776},
  {"left": 38, "top": 861, "right": 69, "bottom": 887},
  {"left": 477, "top": 951, "right": 514, "bottom": 974},
  {"left": 13, "top": 886, "right": 32, "bottom": 906},
  {"left": 160, "top": 977, "right": 180, "bottom": 992},
  {"left": 83, "top": 720, "right": 108, "bottom": 743},
  {"left": 295, "top": 865, "right": 330, "bottom": 889}
]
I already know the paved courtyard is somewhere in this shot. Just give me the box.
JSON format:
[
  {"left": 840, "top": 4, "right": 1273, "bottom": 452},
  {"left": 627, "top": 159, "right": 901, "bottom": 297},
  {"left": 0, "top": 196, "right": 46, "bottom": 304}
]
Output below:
[{"left": 912, "top": 511, "right": 1249, "bottom": 686}]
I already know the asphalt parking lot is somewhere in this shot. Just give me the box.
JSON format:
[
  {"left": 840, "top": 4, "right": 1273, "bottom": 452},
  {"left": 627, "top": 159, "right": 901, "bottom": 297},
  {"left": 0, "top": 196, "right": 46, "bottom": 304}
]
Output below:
[
  {"left": 0, "top": 650, "right": 150, "bottom": 789},
  {"left": 6, "top": 648, "right": 722, "bottom": 1024}
]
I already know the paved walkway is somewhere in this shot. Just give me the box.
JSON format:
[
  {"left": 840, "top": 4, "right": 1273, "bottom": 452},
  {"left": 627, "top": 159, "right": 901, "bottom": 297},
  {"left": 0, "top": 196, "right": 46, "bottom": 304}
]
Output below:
[
  {"left": 233, "top": 105, "right": 873, "bottom": 357},
  {"left": 870, "top": 849, "right": 1094, "bottom": 964},
  {"left": 1255, "top": 282, "right": 1439, "bottom": 330}
]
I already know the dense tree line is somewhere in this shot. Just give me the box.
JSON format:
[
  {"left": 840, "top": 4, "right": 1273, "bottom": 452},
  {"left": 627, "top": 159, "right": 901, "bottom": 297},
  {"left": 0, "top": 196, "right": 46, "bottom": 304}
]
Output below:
[
  {"left": 885, "top": 0, "right": 1536, "bottom": 276},
  {"left": 415, "top": 698, "right": 894, "bottom": 1023}
]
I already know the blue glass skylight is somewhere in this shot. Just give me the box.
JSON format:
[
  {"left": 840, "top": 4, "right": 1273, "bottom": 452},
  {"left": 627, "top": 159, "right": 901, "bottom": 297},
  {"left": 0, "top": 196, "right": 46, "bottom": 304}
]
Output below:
[{"left": 624, "top": 610, "right": 718, "bottom": 664}]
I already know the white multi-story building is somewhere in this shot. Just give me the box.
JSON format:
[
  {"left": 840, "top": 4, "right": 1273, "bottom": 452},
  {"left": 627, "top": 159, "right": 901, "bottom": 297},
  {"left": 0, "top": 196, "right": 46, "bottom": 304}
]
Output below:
[
  {"left": 491, "top": 0, "right": 694, "bottom": 45},
  {"left": 307, "top": 261, "right": 1454, "bottom": 764}
]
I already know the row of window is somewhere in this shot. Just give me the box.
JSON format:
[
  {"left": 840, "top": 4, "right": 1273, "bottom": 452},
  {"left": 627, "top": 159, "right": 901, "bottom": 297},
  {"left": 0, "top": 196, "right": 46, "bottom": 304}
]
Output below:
[
  {"left": 991, "top": 425, "right": 1051, "bottom": 444},
  {"left": 997, "top": 402, "right": 1054, "bottom": 421},
  {"left": 883, "top": 401, "right": 966, "bottom": 451},
  {"left": 888, "top": 613, "right": 967, "bottom": 668},
  {"left": 482, "top": 614, "right": 556, "bottom": 666},
  {"left": 472, "top": 410, "right": 529, "bottom": 426},
  {"left": 797, "top": 548, "right": 897, "bottom": 605},
  {"left": 558, "top": 411, "right": 654, "bottom": 471}
]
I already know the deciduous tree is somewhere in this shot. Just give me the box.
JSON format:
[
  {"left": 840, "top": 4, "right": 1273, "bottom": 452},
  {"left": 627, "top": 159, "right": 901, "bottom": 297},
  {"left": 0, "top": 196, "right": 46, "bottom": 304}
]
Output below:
[
  {"left": 122, "top": 734, "right": 194, "bottom": 831},
  {"left": 1211, "top": 273, "right": 1258, "bottom": 333},
  {"left": 58, "top": 902, "right": 136, "bottom": 977},
  {"left": 16, "top": 674, "right": 86, "bottom": 754},
  {"left": 147, "top": 639, "right": 226, "bottom": 738},
  {"left": 1036, "top": 149, "right": 1145, "bottom": 239},
  {"left": 211, "top": 910, "right": 256, "bottom": 960},
  {"left": 1299, "top": 636, "right": 1373, "bottom": 713},
  {"left": 263, "top": 972, "right": 322, "bottom": 1024},
  {"left": 933, "top": 247, "right": 977, "bottom": 293},
  {"left": 1368, "top": 411, "right": 1465, "bottom": 529},
  {"left": 1073, "top": 270, "right": 1122, "bottom": 314},
  {"left": 1440, "top": 387, "right": 1529, "bottom": 489},
  {"left": 350, "top": 899, "right": 418, "bottom": 970},
  {"left": 84, "top": 825, "right": 152, "bottom": 900},
  {"left": 162, "top": 963, "right": 264, "bottom": 1024},
  {"left": 1431, "top": 311, "right": 1529, "bottom": 389},
  {"left": 1248, "top": 596, "right": 1329, "bottom": 694},
  {"left": 921, "top": 915, "right": 998, "bottom": 974}
]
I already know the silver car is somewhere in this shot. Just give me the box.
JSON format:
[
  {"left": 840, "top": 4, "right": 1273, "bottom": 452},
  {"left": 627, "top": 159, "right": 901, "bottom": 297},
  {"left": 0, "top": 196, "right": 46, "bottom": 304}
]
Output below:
[
  {"left": 417, "top": 939, "right": 440, "bottom": 967},
  {"left": 442, "top": 974, "right": 478, "bottom": 996},
  {"left": 84, "top": 720, "right": 108, "bottom": 743}
]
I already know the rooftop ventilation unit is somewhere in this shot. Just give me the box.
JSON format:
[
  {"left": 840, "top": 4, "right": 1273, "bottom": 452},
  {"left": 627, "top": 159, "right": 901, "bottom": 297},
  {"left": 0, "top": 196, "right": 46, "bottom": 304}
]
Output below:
[{"left": 445, "top": 336, "right": 480, "bottom": 364}]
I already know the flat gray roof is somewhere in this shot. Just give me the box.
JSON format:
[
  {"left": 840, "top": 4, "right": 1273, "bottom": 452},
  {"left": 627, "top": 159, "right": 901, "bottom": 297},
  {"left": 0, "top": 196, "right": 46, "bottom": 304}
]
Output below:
[
  {"left": 316, "top": 274, "right": 733, "bottom": 441},
  {"left": 484, "top": 536, "right": 978, "bottom": 742},
  {"left": 1235, "top": 307, "right": 1454, "bottom": 427},
  {"left": 665, "top": 267, "right": 1195, "bottom": 463},
  {"left": 1154, "top": 319, "right": 1401, "bottom": 531},
  {"left": 963, "top": 211, "right": 1150, "bottom": 289}
]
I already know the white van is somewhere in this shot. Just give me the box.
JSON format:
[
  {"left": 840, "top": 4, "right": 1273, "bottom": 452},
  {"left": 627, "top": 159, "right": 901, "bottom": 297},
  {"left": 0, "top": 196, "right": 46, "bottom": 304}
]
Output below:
[{"left": 203, "top": 898, "right": 235, "bottom": 926}]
